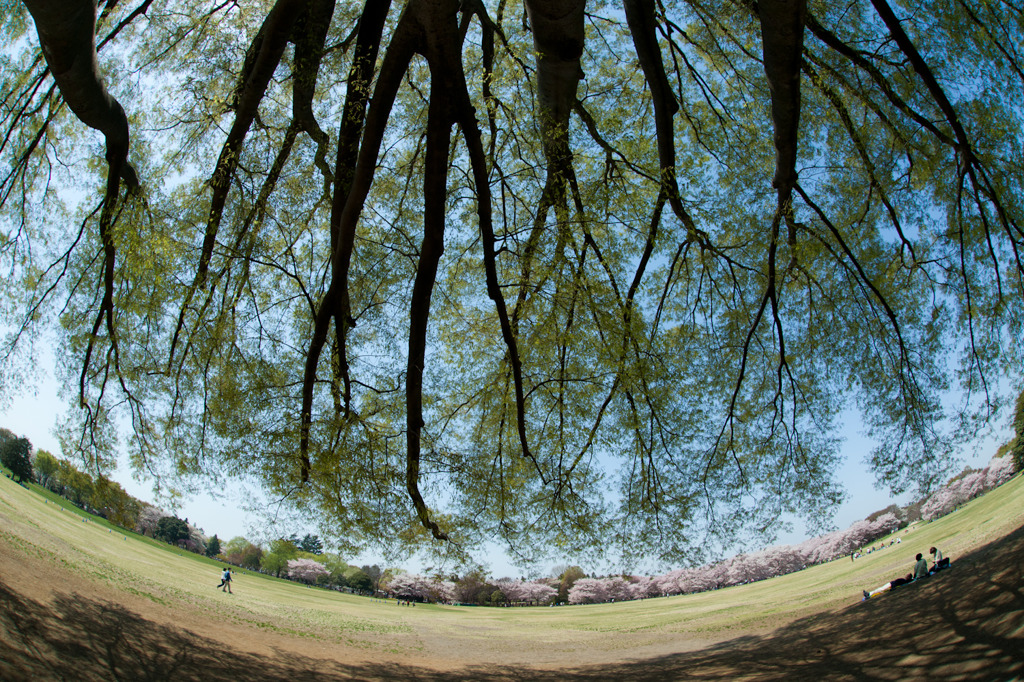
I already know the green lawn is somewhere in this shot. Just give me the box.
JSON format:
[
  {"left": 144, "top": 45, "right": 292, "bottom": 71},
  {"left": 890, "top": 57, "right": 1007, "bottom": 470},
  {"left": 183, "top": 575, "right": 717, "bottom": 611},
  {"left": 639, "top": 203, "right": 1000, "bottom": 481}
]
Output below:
[{"left": 1, "top": 470, "right": 1021, "bottom": 654}]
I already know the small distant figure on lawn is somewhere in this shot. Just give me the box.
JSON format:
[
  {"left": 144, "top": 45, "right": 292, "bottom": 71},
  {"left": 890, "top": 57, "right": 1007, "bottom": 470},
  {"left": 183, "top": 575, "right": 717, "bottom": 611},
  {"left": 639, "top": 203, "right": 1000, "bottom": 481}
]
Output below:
[
  {"left": 863, "top": 573, "right": 913, "bottom": 600},
  {"left": 218, "top": 568, "right": 233, "bottom": 593},
  {"left": 913, "top": 553, "right": 929, "bottom": 580}
]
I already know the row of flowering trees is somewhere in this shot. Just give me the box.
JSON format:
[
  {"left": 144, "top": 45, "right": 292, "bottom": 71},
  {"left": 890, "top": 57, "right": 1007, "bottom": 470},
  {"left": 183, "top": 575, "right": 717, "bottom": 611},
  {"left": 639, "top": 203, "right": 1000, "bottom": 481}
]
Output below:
[
  {"left": 298, "top": 456, "right": 1018, "bottom": 607},
  {"left": 9, "top": 418, "right": 1016, "bottom": 607},
  {"left": 566, "top": 456, "right": 1017, "bottom": 604},
  {"left": 375, "top": 506, "right": 899, "bottom": 606},
  {"left": 379, "top": 513, "right": 900, "bottom": 609},
  {"left": 384, "top": 573, "right": 560, "bottom": 605},
  {"left": 566, "top": 511, "right": 902, "bottom": 604},
  {"left": 920, "top": 456, "right": 1015, "bottom": 521}
]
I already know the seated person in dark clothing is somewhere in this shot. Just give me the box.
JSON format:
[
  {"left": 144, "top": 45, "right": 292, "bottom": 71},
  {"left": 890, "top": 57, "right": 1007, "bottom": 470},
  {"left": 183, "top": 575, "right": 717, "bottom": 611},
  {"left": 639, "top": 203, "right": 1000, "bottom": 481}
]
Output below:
[
  {"left": 929, "top": 546, "right": 951, "bottom": 572},
  {"left": 889, "top": 574, "right": 913, "bottom": 588}
]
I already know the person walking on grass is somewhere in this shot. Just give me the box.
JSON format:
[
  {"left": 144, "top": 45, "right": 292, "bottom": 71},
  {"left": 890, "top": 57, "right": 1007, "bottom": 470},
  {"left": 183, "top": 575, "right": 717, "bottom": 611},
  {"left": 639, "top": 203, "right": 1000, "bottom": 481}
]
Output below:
[{"left": 217, "top": 568, "right": 233, "bottom": 593}]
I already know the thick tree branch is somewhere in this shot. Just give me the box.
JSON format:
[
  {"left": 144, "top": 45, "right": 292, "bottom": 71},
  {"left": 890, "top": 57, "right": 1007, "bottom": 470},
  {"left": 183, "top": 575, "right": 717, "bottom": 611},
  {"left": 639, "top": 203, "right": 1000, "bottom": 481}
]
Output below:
[
  {"left": 23, "top": 0, "right": 139, "bottom": 190},
  {"left": 324, "top": 0, "right": 393, "bottom": 420},
  {"left": 300, "top": 0, "right": 412, "bottom": 474},
  {"left": 624, "top": 0, "right": 709, "bottom": 249},
  {"left": 757, "top": 0, "right": 806, "bottom": 195},
  {"left": 405, "top": 34, "right": 455, "bottom": 542}
]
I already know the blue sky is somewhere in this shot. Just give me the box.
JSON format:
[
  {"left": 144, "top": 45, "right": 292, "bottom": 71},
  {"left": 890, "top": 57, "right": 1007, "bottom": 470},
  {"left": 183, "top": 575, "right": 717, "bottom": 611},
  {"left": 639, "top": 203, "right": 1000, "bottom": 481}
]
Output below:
[{"left": 1, "top": 359, "right": 1012, "bottom": 578}]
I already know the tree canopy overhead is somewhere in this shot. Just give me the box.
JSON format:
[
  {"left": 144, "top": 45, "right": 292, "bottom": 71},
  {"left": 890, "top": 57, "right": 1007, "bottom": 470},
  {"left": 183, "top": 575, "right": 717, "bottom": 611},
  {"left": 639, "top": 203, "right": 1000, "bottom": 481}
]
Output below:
[{"left": 1, "top": 0, "right": 1021, "bottom": 567}]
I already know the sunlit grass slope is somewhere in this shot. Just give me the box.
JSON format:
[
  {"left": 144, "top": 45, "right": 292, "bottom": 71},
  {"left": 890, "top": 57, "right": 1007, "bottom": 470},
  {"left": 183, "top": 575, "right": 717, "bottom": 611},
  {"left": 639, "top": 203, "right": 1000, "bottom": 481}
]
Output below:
[{"left": 1, "top": 471, "right": 1022, "bottom": 656}]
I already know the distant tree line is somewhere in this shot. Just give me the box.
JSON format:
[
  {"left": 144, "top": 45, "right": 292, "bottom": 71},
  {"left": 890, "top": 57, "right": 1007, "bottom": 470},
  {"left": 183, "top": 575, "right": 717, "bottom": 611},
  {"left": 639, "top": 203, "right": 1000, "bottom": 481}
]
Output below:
[
  {"left": 919, "top": 456, "right": 1015, "bottom": 522},
  {"left": 1, "top": 427, "right": 224, "bottom": 560},
  {"left": 248, "top": 406, "right": 1022, "bottom": 605},
  {"left": 373, "top": 507, "right": 907, "bottom": 607},
  {"left": 213, "top": 533, "right": 378, "bottom": 593},
  {"left": 1, "top": 428, "right": 147, "bottom": 531},
  {"left": 4, "top": 418, "right": 1017, "bottom": 607},
  {"left": 375, "top": 451, "right": 1019, "bottom": 607}
]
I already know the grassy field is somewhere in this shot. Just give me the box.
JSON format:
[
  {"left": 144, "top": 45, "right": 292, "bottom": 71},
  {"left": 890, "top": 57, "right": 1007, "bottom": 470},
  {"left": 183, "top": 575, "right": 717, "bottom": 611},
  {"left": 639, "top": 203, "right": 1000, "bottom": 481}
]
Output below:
[{"left": 1, "top": 470, "right": 1023, "bottom": 675}]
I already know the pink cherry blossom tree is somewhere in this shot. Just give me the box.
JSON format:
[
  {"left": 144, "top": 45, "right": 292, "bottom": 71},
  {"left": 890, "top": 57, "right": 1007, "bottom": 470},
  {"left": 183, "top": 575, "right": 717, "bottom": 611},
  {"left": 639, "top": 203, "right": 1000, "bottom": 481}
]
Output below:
[
  {"left": 134, "top": 504, "right": 166, "bottom": 537},
  {"left": 627, "top": 575, "right": 659, "bottom": 599},
  {"left": 986, "top": 456, "right": 1015, "bottom": 487},
  {"left": 500, "top": 579, "right": 557, "bottom": 605},
  {"left": 922, "top": 457, "right": 1016, "bottom": 521},
  {"left": 286, "top": 558, "right": 329, "bottom": 584},
  {"left": 388, "top": 574, "right": 454, "bottom": 603},
  {"left": 567, "top": 578, "right": 609, "bottom": 604}
]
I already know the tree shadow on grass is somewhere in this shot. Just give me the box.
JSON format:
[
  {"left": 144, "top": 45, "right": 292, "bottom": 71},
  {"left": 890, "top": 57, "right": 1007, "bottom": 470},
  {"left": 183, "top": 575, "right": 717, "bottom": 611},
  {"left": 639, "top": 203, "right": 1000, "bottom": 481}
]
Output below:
[
  {"left": 1, "top": 525, "right": 1022, "bottom": 681},
  {"left": 554, "top": 523, "right": 1024, "bottom": 681}
]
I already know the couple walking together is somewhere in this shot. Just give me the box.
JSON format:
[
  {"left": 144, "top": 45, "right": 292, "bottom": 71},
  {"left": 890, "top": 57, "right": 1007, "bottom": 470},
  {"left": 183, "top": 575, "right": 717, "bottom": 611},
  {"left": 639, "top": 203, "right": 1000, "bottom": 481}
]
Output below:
[{"left": 217, "top": 568, "right": 233, "bottom": 593}]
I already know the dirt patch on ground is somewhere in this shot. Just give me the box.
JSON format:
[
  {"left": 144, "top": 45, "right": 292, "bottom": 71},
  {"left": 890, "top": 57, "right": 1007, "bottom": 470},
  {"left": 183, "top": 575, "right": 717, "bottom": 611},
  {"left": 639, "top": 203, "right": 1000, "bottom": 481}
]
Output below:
[{"left": 1, "top": 523, "right": 1023, "bottom": 680}]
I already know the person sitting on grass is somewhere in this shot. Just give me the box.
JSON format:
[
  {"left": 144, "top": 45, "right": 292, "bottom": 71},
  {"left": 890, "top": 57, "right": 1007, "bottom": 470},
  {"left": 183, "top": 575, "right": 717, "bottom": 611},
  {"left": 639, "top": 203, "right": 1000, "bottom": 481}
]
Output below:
[
  {"left": 929, "top": 546, "right": 950, "bottom": 573},
  {"left": 863, "top": 573, "right": 914, "bottom": 600},
  {"left": 913, "top": 552, "right": 930, "bottom": 580}
]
